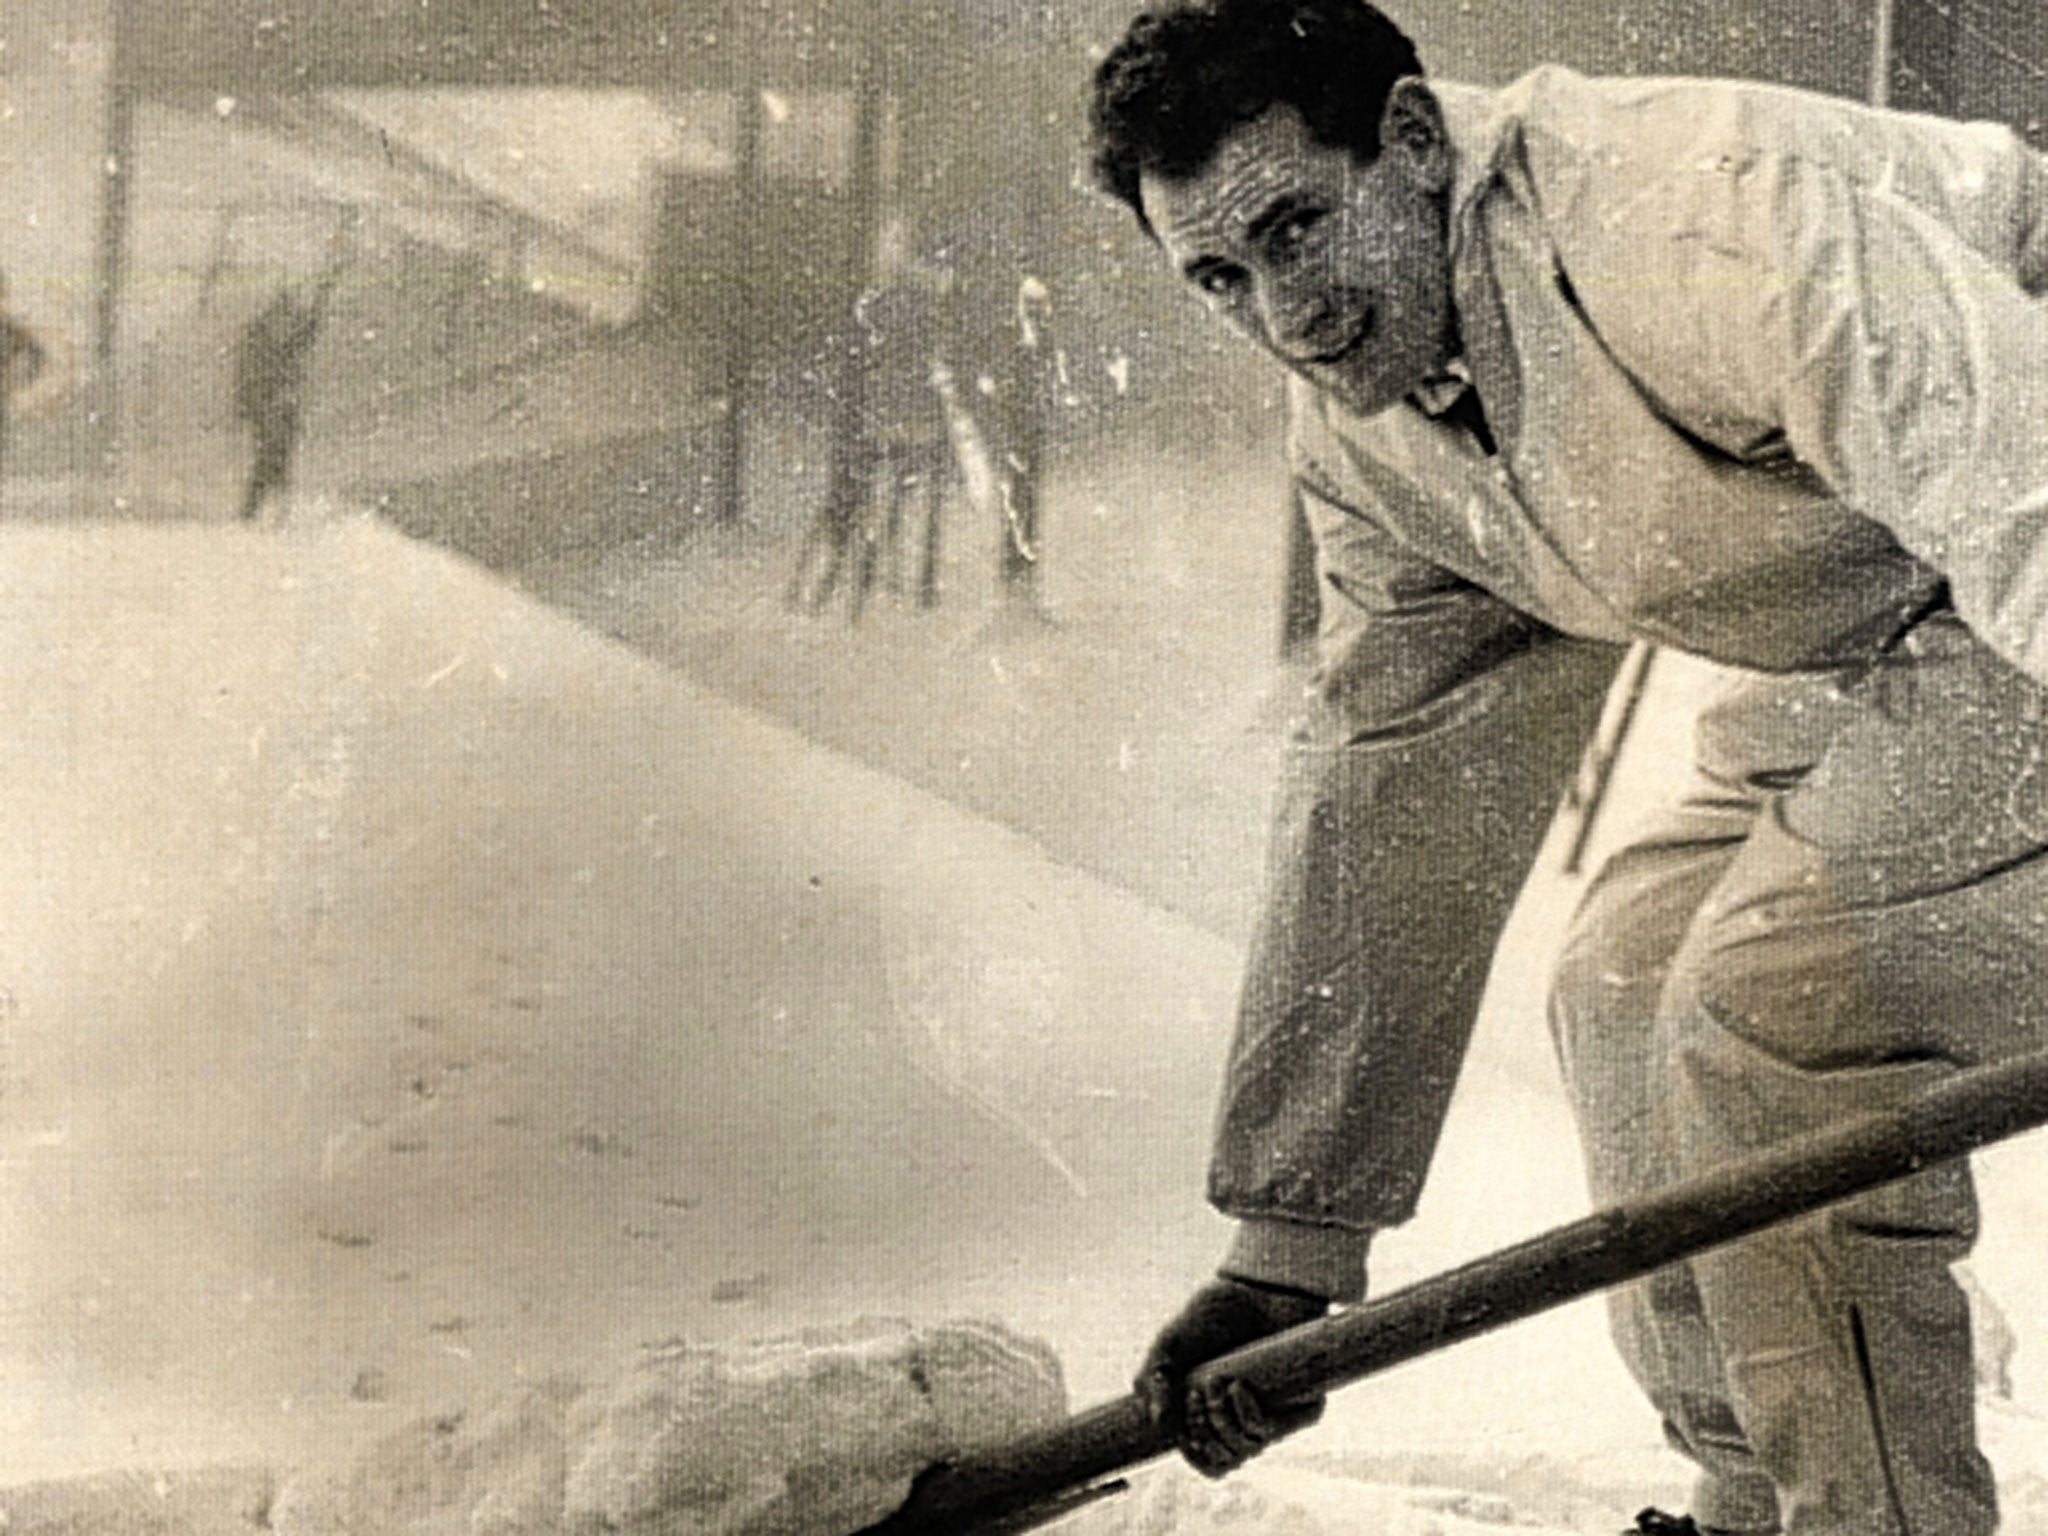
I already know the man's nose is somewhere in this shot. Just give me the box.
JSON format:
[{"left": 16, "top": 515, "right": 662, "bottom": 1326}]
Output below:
[{"left": 1257, "top": 275, "right": 1340, "bottom": 362}]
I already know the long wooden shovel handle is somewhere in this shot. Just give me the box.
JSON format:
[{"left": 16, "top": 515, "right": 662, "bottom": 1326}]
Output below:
[{"left": 858, "top": 1046, "right": 2048, "bottom": 1534}]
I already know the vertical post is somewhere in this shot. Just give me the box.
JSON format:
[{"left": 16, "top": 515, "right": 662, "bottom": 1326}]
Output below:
[
  {"left": 92, "top": 20, "right": 136, "bottom": 482},
  {"left": 709, "top": 88, "right": 761, "bottom": 526},
  {"left": 1560, "top": 642, "right": 1657, "bottom": 877},
  {"left": 1879, "top": 0, "right": 1960, "bottom": 116},
  {"left": 840, "top": 74, "right": 887, "bottom": 359},
  {"left": 1868, "top": 0, "right": 1896, "bottom": 107},
  {"left": 825, "top": 71, "right": 888, "bottom": 615}
]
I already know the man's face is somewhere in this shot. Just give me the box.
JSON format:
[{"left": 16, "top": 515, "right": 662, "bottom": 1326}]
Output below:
[{"left": 1139, "top": 94, "right": 1456, "bottom": 417}]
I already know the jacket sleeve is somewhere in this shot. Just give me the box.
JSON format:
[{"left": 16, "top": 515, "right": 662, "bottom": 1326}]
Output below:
[
  {"left": 1212, "top": 448, "right": 1622, "bottom": 1300},
  {"left": 1545, "top": 128, "right": 2048, "bottom": 684}
]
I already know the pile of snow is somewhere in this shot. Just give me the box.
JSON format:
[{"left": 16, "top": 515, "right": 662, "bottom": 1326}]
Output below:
[{"left": 272, "top": 1318, "right": 1064, "bottom": 1536}]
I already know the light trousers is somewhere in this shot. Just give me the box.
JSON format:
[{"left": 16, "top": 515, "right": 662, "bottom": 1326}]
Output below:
[{"left": 1550, "top": 616, "right": 2048, "bottom": 1535}]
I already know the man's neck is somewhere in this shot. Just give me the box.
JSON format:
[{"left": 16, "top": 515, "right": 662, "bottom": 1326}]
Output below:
[{"left": 1406, "top": 306, "right": 1469, "bottom": 411}]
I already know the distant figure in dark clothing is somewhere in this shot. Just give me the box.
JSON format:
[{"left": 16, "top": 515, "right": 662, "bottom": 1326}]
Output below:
[
  {"left": 788, "top": 252, "right": 958, "bottom": 617},
  {"left": 233, "top": 269, "right": 337, "bottom": 523},
  {"left": 0, "top": 271, "right": 48, "bottom": 495}
]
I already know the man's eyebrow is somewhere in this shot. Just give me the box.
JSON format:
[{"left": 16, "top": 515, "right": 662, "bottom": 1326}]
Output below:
[{"left": 1243, "top": 193, "right": 1314, "bottom": 247}]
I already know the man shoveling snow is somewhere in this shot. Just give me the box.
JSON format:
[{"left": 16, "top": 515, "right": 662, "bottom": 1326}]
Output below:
[{"left": 1086, "top": 2, "right": 2048, "bottom": 1532}]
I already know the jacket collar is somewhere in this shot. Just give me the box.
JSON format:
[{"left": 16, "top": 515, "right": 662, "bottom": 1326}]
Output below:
[
  {"left": 1427, "top": 79, "right": 1515, "bottom": 267},
  {"left": 1417, "top": 78, "right": 1525, "bottom": 451}
]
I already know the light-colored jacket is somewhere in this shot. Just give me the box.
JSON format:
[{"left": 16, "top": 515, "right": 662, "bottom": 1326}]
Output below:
[{"left": 1216, "top": 66, "right": 2048, "bottom": 1300}]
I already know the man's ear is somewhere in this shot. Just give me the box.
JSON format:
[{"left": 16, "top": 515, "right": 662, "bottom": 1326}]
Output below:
[{"left": 1380, "top": 78, "right": 1452, "bottom": 195}]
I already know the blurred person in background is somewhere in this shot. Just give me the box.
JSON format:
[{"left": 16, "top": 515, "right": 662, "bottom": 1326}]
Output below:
[
  {"left": 861, "top": 245, "right": 961, "bottom": 610},
  {"left": 0, "top": 270, "right": 48, "bottom": 495},
  {"left": 1089, "top": 2, "right": 2048, "bottom": 1532},
  {"left": 790, "top": 240, "right": 961, "bottom": 617},
  {"left": 232, "top": 257, "right": 343, "bottom": 524}
]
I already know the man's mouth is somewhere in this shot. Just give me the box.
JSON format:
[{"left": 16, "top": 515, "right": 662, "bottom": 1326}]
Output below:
[{"left": 1309, "top": 308, "right": 1374, "bottom": 367}]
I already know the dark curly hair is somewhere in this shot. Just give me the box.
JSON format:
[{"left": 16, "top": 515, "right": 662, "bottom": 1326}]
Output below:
[{"left": 1088, "top": 0, "right": 1425, "bottom": 234}]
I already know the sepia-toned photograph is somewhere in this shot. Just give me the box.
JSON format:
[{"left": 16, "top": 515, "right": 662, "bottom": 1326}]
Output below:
[{"left": 3, "top": 1, "right": 2048, "bottom": 1531}]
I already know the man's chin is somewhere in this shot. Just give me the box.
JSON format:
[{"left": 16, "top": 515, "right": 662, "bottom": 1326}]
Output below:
[{"left": 1301, "top": 365, "right": 1399, "bottom": 418}]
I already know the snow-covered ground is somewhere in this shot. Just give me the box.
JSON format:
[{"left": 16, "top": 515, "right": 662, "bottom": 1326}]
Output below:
[{"left": 3, "top": 451, "right": 2048, "bottom": 1532}]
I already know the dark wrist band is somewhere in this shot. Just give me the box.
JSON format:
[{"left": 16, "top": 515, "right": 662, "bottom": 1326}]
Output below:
[{"left": 1216, "top": 1269, "right": 1331, "bottom": 1306}]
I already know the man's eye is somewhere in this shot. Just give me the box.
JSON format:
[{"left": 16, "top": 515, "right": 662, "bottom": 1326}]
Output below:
[
  {"left": 1195, "top": 266, "right": 1247, "bottom": 298},
  {"left": 1271, "top": 210, "right": 1324, "bottom": 254}
]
